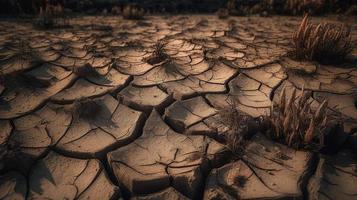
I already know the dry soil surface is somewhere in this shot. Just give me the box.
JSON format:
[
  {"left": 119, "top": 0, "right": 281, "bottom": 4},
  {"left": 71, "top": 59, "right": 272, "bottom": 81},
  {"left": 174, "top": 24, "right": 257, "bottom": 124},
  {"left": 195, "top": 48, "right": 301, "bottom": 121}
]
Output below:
[{"left": 0, "top": 15, "right": 357, "bottom": 200}]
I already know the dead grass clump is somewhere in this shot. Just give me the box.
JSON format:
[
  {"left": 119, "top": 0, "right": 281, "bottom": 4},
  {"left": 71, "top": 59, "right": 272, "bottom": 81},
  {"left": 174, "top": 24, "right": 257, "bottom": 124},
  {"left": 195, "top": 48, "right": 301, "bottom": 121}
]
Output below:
[
  {"left": 291, "top": 15, "right": 352, "bottom": 64},
  {"left": 218, "top": 103, "right": 265, "bottom": 154},
  {"left": 73, "top": 98, "right": 102, "bottom": 121},
  {"left": 122, "top": 5, "right": 145, "bottom": 20},
  {"left": 216, "top": 8, "right": 230, "bottom": 19},
  {"left": 267, "top": 86, "right": 328, "bottom": 150},
  {"left": 146, "top": 41, "right": 170, "bottom": 65}
]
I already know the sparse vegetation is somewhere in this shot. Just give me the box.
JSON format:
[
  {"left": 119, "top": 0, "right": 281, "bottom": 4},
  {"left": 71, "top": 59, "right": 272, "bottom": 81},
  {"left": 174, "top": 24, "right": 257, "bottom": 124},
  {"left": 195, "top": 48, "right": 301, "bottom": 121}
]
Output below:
[
  {"left": 218, "top": 102, "right": 266, "bottom": 154},
  {"left": 122, "top": 4, "right": 145, "bottom": 20},
  {"left": 267, "top": 86, "right": 329, "bottom": 150},
  {"left": 146, "top": 41, "right": 170, "bottom": 65},
  {"left": 291, "top": 15, "right": 352, "bottom": 64}
]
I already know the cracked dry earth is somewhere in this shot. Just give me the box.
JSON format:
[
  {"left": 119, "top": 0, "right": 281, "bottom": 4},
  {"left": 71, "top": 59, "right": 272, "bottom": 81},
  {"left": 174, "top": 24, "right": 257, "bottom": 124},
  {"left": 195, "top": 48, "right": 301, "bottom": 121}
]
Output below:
[{"left": 0, "top": 15, "right": 357, "bottom": 200}]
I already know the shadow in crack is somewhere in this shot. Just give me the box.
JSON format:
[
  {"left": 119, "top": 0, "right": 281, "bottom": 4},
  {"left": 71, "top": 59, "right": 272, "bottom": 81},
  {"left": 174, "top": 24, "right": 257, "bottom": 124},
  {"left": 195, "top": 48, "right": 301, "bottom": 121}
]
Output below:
[
  {"left": 29, "top": 160, "right": 56, "bottom": 195},
  {"left": 73, "top": 98, "right": 117, "bottom": 129},
  {"left": 0, "top": 141, "right": 55, "bottom": 194},
  {"left": 92, "top": 100, "right": 117, "bottom": 129}
]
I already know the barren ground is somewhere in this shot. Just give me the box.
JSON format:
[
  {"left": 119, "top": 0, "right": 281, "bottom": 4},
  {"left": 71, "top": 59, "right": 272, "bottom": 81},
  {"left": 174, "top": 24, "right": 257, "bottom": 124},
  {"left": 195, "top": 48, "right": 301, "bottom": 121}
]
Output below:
[{"left": 0, "top": 15, "right": 357, "bottom": 200}]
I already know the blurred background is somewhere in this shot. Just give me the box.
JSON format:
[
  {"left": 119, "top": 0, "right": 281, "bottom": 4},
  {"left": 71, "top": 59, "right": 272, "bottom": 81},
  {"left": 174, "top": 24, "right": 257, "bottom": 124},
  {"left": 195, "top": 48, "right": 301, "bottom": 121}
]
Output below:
[{"left": 0, "top": 0, "right": 356, "bottom": 16}]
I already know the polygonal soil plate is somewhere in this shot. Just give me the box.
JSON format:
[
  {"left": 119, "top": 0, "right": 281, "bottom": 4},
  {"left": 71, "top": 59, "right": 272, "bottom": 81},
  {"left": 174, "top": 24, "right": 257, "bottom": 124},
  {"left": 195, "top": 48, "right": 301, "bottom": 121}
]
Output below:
[{"left": 108, "top": 110, "right": 229, "bottom": 198}]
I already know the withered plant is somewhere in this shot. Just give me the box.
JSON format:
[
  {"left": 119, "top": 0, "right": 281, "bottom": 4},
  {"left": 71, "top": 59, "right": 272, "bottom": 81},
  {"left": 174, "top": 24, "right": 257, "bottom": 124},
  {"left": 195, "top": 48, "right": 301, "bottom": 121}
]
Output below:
[
  {"left": 292, "top": 15, "right": 352, "bottom": 64},
  {"left": 268, "top": 86, "right": 329, "bottom": 150},
  {"left": 146, "top": 41, "right": 170, "bottom": 65},
  {"left": 218, "top": 101, "right": 266, "bottom": 154},
  {"left": 219, "top": 107, "right": 247, "bottom": 154},
  {"left": 122, "top": 5, "right": 145, "bottom": 20}
]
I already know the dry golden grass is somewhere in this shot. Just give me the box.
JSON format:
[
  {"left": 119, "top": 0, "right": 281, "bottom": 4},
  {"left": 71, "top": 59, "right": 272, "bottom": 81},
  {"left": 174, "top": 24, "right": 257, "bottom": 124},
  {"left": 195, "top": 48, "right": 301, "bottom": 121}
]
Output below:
[
  {"left": 292, "top": 15, "right": 352, "bottom": 64},
  {"left": 268, "top": 86, "right": 328, "bottom": 150}
]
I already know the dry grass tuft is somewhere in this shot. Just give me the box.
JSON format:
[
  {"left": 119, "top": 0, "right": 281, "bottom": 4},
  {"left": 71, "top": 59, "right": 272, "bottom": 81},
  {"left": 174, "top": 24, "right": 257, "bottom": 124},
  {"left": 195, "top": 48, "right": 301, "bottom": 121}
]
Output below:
[
  {"left": 218, "top": 102, "right": 266, "bottom": 154},
  {"left": 267, "top": 86, "right": 329, "bottom": 150},
  {"left": 292, "top": 15, "right": 352, "bottom": 64},
  {"left": 146, "top": 41, "right": 170, "bottom": 65},
  {"left": 219, "top": 107, "right": 247, "bottom": 153},
  {"left": 122, "top": 5, "right": 145, "bottom": 20}
]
